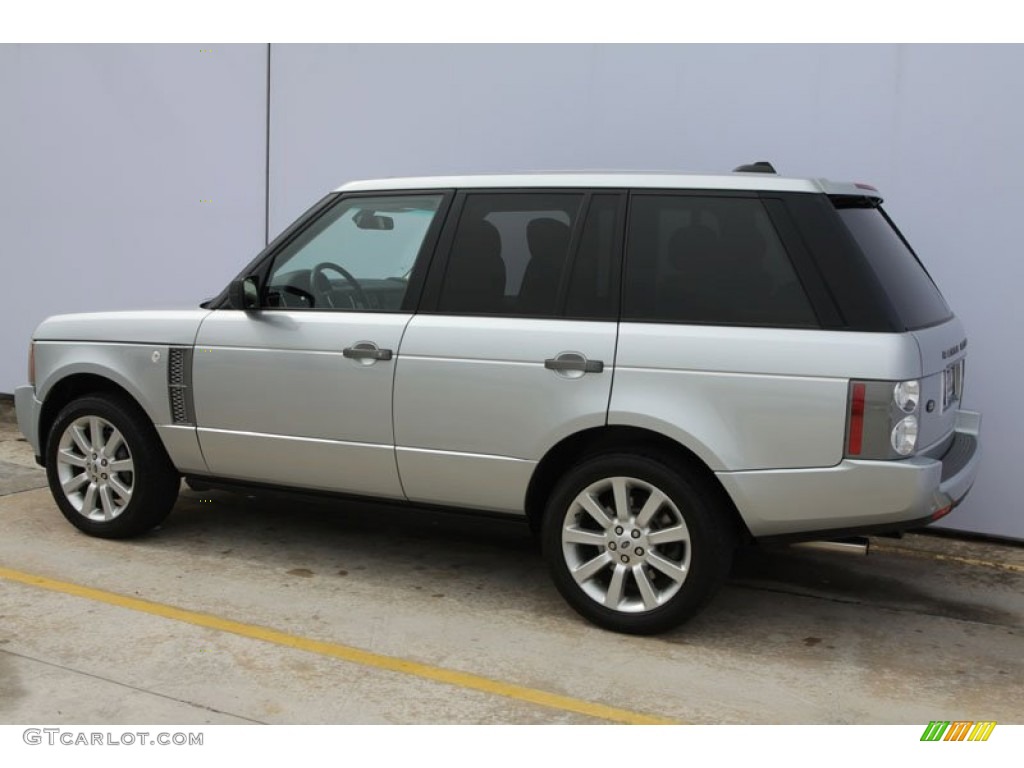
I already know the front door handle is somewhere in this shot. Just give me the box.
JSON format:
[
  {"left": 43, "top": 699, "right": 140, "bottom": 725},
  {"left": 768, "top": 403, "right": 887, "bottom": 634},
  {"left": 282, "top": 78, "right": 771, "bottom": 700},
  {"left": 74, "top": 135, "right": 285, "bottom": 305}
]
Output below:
[
  {"left": 544, "top": 353, "right": 604, "bottom": 374},
  {"left": 343, "top": 342, "right": 393, "bottom": 361}
]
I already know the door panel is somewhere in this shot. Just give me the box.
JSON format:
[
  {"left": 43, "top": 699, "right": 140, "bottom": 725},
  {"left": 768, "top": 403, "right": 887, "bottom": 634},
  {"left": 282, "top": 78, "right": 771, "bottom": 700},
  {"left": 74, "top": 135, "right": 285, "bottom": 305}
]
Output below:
[
  {"left": 394, "top": 316, "right": 616, "bottom": 512},
  {"left": 193, "top": 311, "right": 410, "bottom": 497},
  {"left": 393, "top": 191, "right": 623, "bottom": 513}
]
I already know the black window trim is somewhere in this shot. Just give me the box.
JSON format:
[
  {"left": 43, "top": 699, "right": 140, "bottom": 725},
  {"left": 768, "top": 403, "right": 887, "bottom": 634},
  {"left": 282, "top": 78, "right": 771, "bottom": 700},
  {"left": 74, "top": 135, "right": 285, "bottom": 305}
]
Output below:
[
  {"left": 419, "top": 187, "right": 625, "bottom": 322},
  {"left": 772, "top": 192, "right": 904, "bottom": 333},
  {"left": 562, "top": 191, "right": 627, "bottom": 322},
  {"left": 760, "top": 196, "right": 844, "bottom": 329}
]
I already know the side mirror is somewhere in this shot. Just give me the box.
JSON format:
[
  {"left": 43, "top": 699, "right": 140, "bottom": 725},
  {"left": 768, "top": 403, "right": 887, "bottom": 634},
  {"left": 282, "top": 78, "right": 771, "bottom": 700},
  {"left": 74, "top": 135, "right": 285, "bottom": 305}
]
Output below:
[{"left": 228, "top": 276, "right": 260, "bottom": 311}]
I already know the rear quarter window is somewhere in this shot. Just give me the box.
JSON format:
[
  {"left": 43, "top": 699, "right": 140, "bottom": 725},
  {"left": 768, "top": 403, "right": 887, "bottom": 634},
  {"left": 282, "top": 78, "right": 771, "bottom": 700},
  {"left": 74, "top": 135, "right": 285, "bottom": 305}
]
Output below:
[{"left": 835, "top": 205, "right": 953, "bottom": 330}]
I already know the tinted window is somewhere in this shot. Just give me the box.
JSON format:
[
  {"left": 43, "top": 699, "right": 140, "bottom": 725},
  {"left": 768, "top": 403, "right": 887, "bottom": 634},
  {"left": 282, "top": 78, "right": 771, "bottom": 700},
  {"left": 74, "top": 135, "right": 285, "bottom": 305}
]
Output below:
[
  {"left": 565, "top": 195, "right": 621, "bottom": 319},
  {"left": 836, "top": 206, "right": 952, "bottom": 330},
  {"left": 438, "top": 194, "right": 583, "bottom": 316},
  {"left": 623, "top": 195, "right": 818, "bottom": 326},
  {"left": 264, "top": 195, "right": 443, "bottom": 311}
]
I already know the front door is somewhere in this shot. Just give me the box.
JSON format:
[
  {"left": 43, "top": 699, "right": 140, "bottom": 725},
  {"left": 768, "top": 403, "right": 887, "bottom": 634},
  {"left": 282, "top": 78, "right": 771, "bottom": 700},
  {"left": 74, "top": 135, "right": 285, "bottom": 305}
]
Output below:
[{"left": 193, "top": 192, "right": 448, "bottom": 498}]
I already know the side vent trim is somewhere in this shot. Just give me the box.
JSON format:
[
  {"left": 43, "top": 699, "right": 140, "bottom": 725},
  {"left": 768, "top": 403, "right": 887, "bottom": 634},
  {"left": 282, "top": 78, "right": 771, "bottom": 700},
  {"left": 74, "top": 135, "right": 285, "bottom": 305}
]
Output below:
[{"left": 167, "top": 347, "right": 195, "bottom": 425}]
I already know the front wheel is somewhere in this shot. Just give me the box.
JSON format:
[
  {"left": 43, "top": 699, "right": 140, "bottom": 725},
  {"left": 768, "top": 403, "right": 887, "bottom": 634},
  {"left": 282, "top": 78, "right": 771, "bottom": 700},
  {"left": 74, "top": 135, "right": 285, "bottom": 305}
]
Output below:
[
  {"left": 46, "top": 394, "right": 180, "bottom": 539},
  {"left": 542, "top": 453, "right": 735, "bottom": 635}
]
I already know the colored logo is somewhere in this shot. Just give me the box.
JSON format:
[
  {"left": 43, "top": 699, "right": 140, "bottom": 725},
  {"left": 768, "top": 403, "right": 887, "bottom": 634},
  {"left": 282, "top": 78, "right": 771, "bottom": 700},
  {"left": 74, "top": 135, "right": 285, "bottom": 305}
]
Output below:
[{"left": 920, "top": 721, "right": 996, "bottom": 742}]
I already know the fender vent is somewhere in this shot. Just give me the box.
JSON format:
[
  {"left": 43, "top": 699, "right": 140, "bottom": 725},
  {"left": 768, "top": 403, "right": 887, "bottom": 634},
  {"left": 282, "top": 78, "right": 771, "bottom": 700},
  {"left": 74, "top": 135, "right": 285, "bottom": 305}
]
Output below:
[{"left": 167, "top": 347, "right": 195, "bottom": 425}]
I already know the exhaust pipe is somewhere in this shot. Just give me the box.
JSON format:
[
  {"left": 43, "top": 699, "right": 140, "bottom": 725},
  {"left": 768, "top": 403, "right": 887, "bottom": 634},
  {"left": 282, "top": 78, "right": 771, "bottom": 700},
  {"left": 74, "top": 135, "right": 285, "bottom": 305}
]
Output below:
[{"left": 791, "top": 537, "right": 870, "bottom": 556}]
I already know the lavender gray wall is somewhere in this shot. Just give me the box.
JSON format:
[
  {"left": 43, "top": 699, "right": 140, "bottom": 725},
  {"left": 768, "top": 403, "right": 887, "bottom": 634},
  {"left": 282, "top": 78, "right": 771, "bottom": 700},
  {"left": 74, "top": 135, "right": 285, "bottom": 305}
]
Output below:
[
  {"left": 0, "top": 43, "right": 267, "bottom": 389},
  {"left": 2, "top": 44, "right": 1020, "bottom": 537}
]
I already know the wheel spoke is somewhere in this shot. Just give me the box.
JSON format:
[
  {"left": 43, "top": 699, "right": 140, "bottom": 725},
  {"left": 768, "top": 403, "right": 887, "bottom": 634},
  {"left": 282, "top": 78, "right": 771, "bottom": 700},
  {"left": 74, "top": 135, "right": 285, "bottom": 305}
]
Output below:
[
  {"left": 647, "top": 524, "right": 689, "bottom": 546},
  {"left": 58, "top": 449, "right": 87, "bottom": 468},
  {"left": 604, "top": 564, "right": 627, "bottom": 608},
  {"left": 577, "top": 492, "right": 614, "bottom": 531},
  {"left": 563, "top": 527, "right": 606, "bottom": 547},
  {"left": 571, "top": 551, "right": 612, "bottom": 584},
  {"left": 99, "top": 485, "right": 116, "bottom": 520},
  {"left": 646, "top": 551, "right": 687, "bottom": 584},
  {"left": 611, "top": 477, "right": 631, "bottom": 521},
  {"left": 108, "top": 475, "right": 133, "bottom": 501},
  {"left": 633, "top": 565, "right": 660, "bottom": 610},
  {"left": 62, "top": 472, "right": 89, "bottom": 494},
  {"left": 71, "top": 425, "right": 92, "bottom": 455},
  {"left": 82, "top": 483, "right": 98, "bottom": 515},
  {"left": 635, "top": 488, "right": 667, "bottom": 528},
  {"left": 89, "top": 417, "right": 104, "bottom": 452},
  {"left": 109, "top": 458, "right": 134, "bottom": 473},
  {"left": 105, "top": 430, "right": 125, "bottom": 456}
]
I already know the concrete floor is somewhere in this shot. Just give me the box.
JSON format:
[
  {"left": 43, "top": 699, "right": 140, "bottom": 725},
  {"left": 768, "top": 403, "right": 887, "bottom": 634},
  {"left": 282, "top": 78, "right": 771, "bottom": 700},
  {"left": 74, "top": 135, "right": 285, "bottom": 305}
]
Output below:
[{"left": 1, "top": 403, "right": 1021, "bottom": 725}]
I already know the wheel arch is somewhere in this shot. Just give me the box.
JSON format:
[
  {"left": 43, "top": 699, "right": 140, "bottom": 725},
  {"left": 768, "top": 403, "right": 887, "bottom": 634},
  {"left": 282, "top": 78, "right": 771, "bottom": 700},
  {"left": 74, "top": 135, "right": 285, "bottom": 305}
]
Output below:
[
  {"left": 524, "top": 425, "right": 751, "bottom": 541},
  {"left": 38, "top": 373, "right": 155, "bottom": 461}
]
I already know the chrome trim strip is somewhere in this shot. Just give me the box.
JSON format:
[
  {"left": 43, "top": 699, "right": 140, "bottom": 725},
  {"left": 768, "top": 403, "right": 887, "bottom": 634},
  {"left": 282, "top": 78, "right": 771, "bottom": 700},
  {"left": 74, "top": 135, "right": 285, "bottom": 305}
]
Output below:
[
  {"left": 396, "top": 446, "right": 535, "bottom": 464},
  {"left": 196, "top": 427, "right": 394, "bottom": 451}
]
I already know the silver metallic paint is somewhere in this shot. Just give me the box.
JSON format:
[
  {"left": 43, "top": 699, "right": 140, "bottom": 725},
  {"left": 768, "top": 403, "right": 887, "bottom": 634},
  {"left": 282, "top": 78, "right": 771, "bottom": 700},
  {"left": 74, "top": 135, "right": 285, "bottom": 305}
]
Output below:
[
  {"left": 33, "top": 310, "right": 211, "bottom": 345},
  {"left": 609, "top": 323, "right": 923, "bottom": 472},
  {"left": 911, "top": 318, "right": 967, "bottom": 452},
  {"left": 393, "top": 316, "right": 616, "bottom": 509},
  {"left": 14, "top": 385, "right": 42, "bottom": 456},
  {"left": 192, "top": 309, "right": 410, "bottom": 496},
  {"left": 718, "top": 411, "right": 981, "bottom": 536},
  {"left": 395, "top": 447, "right": 535, "bottom": 513},
  {"left": 196, "top": 428, "right": 404, "bottom": 499},
  {"left": 35, "top": 342, "right": 178, "bottom": 429}
]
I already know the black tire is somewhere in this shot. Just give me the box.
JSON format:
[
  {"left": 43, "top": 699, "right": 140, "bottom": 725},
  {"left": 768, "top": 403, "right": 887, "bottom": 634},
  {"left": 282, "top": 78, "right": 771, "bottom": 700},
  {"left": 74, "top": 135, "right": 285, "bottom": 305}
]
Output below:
[
  {"left": 541, "top": 452, "right": 735, "bottom": 635},
  {"left": 45, "top": 393, "right": 180, "bottom": 539}
]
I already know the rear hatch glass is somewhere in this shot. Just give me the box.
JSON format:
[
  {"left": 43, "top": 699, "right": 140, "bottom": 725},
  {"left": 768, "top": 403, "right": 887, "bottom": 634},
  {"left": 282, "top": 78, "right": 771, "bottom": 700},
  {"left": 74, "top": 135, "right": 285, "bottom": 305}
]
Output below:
[{"left": 834, "top": 202, "right": 953, "bottom": 330}]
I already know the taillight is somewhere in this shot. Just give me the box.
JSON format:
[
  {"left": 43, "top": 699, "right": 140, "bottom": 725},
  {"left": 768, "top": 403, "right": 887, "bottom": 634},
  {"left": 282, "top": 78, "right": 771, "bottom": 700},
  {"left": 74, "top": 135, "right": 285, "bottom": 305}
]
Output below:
[
  {"left": 28, "top": 343, "right": 35, "bottom": 387},
  {"left": 845, "top": 378, "right": 921, "bottom": 460},
  {"left": 847, "top": 383, "right": 865, "bottom": 455}
]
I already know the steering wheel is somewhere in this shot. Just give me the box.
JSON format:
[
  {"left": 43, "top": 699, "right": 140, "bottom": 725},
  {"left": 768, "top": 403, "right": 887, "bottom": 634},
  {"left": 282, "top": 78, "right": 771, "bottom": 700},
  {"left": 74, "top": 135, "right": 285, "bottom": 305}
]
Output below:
[{"left": 311, "top": 262, "right": 369, "bottom": 309}]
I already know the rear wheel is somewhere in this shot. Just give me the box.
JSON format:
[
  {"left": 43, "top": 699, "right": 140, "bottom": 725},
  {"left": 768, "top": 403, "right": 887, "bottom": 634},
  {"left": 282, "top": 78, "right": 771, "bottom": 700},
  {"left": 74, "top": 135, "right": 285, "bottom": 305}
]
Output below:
[
  {"left": 542, "top": 453, "right": 734, "bottom": 634},
  {"left": 46, "top": 394, "right": 180, "bottom": 539}
]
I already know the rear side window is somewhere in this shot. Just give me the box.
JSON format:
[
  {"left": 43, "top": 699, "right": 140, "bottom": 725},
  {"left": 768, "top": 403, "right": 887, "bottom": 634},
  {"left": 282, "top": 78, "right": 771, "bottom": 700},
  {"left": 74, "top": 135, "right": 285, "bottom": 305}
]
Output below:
[
  {"left": 437, "top": 193, "right": 583, "bottom": 316},
  {"left": 623, "top": 195, "right": 818, "bottom": 327},
  {"left": 836, "top": 205, "right": 952, "bottom": 330}
]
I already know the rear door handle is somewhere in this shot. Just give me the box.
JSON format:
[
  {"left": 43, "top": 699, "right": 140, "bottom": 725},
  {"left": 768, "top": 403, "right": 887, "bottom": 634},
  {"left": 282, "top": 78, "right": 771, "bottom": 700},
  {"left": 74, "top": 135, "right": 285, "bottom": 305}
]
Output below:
[
  {"left": 343, "top": 342, "right": 393, "bottom": 361},
  {"left": 544, "top": 353, "right": 604, "bottom": 374}
]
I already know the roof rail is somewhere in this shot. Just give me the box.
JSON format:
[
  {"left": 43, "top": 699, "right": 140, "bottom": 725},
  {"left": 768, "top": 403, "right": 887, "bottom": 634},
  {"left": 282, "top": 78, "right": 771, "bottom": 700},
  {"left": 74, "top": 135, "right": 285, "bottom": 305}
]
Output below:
[{"left": 733, "top": 161, "right": 777, "bottom": 174}]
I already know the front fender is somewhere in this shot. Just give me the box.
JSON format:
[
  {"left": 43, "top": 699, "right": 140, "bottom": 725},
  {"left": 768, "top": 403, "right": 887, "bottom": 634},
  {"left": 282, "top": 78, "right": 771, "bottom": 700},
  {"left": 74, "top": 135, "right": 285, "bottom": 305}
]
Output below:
[{"left": 35, "top": 342, "right": 174, "bottom": 427}]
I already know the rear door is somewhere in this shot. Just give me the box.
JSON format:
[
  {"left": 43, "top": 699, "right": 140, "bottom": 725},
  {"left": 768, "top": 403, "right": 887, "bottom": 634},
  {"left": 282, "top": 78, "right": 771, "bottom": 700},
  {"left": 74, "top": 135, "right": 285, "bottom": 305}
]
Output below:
[{"left": 393, "top": 191, "right": 624, "bottom": 513}]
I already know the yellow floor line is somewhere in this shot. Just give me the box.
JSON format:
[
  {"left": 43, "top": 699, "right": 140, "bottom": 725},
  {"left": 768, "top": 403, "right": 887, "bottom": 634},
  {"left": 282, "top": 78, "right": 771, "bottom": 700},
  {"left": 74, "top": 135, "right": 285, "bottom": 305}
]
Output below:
[
  {"left": 871, "top": 544, "right": 1024, "bottom": 573},
  {"left": 0, "top": 565, "right": 675, "bottom": 725}
]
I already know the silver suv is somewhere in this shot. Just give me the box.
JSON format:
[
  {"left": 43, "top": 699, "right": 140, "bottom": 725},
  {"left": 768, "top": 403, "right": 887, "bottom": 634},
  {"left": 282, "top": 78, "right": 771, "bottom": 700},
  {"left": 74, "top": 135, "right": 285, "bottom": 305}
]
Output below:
[{"left": 15, "top": 166, "right": 982, "bottom": 634}]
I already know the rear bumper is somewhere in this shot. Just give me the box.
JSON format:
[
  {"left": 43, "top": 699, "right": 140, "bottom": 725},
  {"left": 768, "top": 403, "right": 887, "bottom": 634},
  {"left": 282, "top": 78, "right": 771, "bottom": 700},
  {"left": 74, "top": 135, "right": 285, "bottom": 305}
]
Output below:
[
  {"left": 718, "top": 410, "right": 982, "bottom": 539},
  {"left": 14, "top": 385, "right": 43, "bottom": 460}
]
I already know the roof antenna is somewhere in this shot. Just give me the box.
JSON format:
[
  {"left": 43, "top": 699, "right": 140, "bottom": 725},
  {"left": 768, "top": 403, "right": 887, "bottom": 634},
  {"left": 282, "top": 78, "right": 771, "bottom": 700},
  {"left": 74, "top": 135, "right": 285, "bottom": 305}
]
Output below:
[{"left": 733, "top": 161, "right": 777, "bottom": 174}]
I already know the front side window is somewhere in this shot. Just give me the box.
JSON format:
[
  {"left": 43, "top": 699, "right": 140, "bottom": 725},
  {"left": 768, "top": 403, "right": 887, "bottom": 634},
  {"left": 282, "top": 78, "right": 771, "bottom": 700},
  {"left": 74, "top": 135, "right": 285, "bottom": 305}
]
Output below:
[
  {"left": 623, "top": 195, "right": 818, "bottom": 327},
  {"left": 264, "top": 194, "right": 444, "bottom": 311},
  {"left": 437, "top": 193, "right": 584, "bottom": 316}
]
